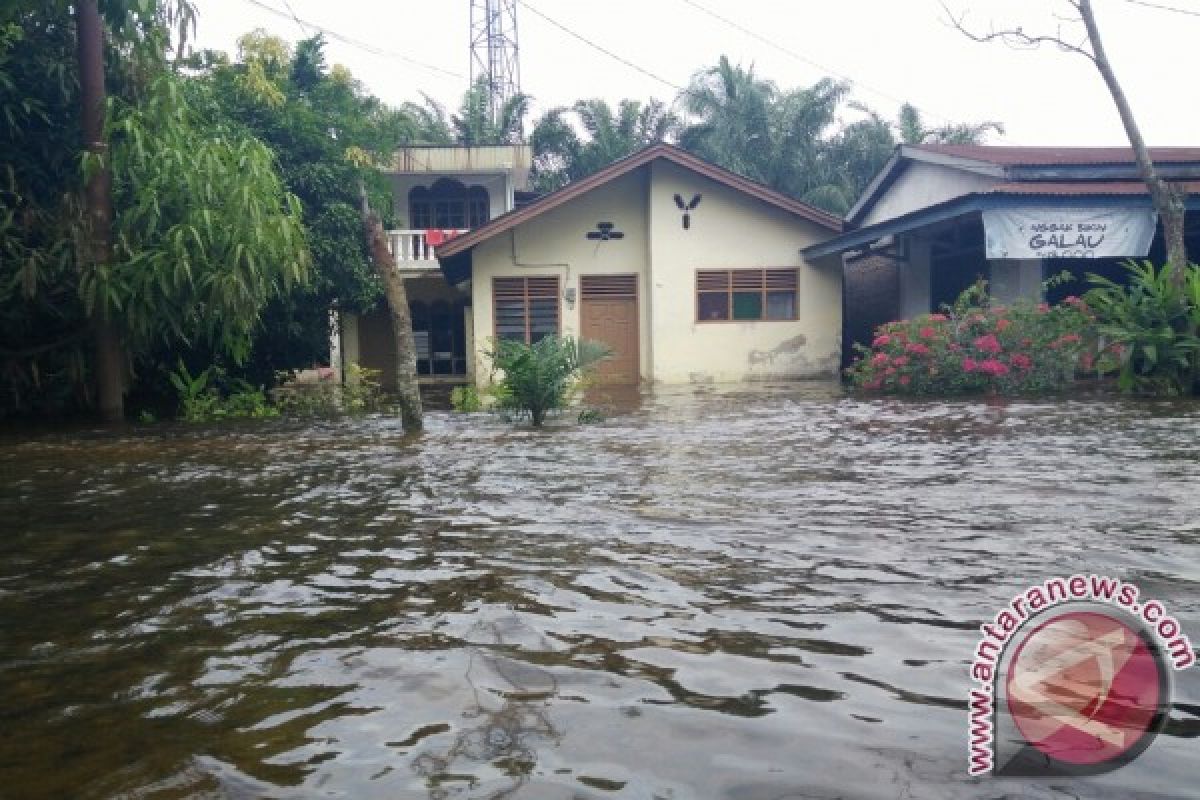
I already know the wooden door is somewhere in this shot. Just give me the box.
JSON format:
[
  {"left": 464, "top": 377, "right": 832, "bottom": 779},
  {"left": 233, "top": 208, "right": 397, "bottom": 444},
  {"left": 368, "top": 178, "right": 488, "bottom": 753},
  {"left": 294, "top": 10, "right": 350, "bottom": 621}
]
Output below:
[{"left": 580, "top": 274, "right": 639, "bottom": 386}]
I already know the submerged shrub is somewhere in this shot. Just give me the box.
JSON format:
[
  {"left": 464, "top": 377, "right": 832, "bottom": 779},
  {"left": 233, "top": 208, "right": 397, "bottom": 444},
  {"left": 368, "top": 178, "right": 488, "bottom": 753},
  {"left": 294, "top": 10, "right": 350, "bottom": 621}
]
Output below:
[
  {"left": 847, "top": 282, "right": 1095, "bottom": 395},
  {"left": 1085, "top": 260, "right": 1200, "bottom": 396},
  {"left": 486, "top": 335, "right": 610, "bottom": 426}
]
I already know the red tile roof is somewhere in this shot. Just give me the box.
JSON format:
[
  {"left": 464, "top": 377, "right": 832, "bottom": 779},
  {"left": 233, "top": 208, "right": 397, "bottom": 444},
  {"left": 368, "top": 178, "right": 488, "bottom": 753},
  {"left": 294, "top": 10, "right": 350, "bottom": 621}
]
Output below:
[{"left": 912, "top": 144, "right": 1200, "bottom": 166}]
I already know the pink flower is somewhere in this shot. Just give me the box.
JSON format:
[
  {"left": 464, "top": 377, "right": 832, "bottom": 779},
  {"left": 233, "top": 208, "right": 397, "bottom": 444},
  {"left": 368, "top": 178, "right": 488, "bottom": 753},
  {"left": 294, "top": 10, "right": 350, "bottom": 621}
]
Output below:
[
  {"left": 996, "top": 318, "right": 1012, "bottom": 332},
  {"left": 977, "top": 358, "right": 1009, "bottom": 377},
  {"left": 1081, "top": 352, "right": 1095, "bottom": 370},
  {"left": 892, "top": 355, "right": 909, "bottom": 367},
  {"left": 1064, "top": 295, "right": 1081, "bottom": 306},
  {"left": 872, "top": 334, "right": 891, "bottom": 347},
  {"left": 906, "top": 342, "right": 931, "bottom": 356},
  {"left": 1010, "top": 353, "right": 1033, "bottom": 370},
  {"left": 974, "top": 334, "right": 1003, "bottom": 354},
  {"left": 884, "top": 366, "right": 897, "bottom": 376},
  {"left": 962, "top": 357, "right": 978, "bottom": 373},
  {"left": 1059, "top": 333, "right": 1082, "bottom": 345},
  {"left": 928, "top": 313, "right": 948, "bottom": 322},
  {"left": 1037, "top": 303, "right": 1050, "bottom": 313},
  {"left": 918, "top": 326, "right": 937, "bottom": 339},
  {"left": 871, "top": 352, "right": 890, "bottom": 366},
  {"left": 898, "top": 375, "right": 911, "bottom": 387}
]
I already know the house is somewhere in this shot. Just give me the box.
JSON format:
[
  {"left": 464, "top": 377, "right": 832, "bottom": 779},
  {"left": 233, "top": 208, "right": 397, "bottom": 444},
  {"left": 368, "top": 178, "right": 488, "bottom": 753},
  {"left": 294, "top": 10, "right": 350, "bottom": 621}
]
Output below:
[
  {"left": 805, "top": 144, "right": 1200, "bottom": 361},
  {"left": 334, "top": 143, "right": 845, "bottom": 388},
  {"left": 330, "top": 144, "right": 533, "bottom": 388}
]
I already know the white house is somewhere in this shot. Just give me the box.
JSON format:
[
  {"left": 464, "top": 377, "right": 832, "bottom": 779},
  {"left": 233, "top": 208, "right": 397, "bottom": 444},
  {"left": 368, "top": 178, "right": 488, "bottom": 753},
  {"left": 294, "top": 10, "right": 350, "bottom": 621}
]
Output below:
[
  {"left": 336, "top": 143, "right": 846, "bottom": 388},
  {"left": 805, "top": 144, "right": 1200, "bottom": 359}
]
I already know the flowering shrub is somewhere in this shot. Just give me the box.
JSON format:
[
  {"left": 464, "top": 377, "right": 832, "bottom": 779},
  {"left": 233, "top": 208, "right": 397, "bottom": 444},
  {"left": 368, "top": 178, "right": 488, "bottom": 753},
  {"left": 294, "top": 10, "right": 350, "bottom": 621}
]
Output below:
[{"left": 847, "top": 284, "right": 1096, "bottom": 395}]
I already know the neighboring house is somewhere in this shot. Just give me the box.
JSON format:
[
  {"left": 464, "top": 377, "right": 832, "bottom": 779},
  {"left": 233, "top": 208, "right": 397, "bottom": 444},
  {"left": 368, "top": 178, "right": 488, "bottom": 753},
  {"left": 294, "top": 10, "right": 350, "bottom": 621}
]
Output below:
[
  {"left": 335, "top": 143, "right": 845, "bottom": 388},
  {"left": 807, "top": 144, "right": 1200, "bottom": 360},
  {"left": 331, "top": 144, "right": 532, "bottom": 388}
]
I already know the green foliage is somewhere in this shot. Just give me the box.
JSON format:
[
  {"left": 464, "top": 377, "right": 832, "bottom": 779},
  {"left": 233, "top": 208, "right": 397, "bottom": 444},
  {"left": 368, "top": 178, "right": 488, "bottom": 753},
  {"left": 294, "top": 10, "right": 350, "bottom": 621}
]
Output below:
[
  {"left": 450, "top": 385, "right": 483, "bottom": 413},
  {"left": 847, "top": 282, "right": 1096, "bottom": 395},
  {"left": 1085, "top": 261, "right": 1200, "bottom": 395},
  {"left": 0, "top": 6, "right": 309, "bottom": 417},
  {"left": 486, "top": 336, "right": 610, "bottom": 426},
  {"left": 168, "top": 359, "right": 278, "bottom": 422},
  {"left": 531, "top": 98, "right": 678, "bottom": 192}
]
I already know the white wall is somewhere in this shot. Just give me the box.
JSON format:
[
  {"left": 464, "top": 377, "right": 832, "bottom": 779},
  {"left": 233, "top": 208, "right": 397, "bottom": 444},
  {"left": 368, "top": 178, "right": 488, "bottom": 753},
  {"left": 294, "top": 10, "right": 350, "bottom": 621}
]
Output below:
[
  {"left": 861, "top": 162, "right": 998, "bottom": 226},
  {"left": 467, "top": 160, "right": 842, "bottom": 386},
  {"left": 646, "top": 160, "right": 841, "bottom": 383},
  {"left": 470, "top": 168, "right": 652, "bottom": 382}
]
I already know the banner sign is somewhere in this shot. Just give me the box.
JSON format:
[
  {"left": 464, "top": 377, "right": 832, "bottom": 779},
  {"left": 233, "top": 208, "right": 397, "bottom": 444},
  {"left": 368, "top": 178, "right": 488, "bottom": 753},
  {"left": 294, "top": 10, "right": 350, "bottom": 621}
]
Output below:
[{"left": 983, "top": 207, "right": 1157, "bottom": 260}]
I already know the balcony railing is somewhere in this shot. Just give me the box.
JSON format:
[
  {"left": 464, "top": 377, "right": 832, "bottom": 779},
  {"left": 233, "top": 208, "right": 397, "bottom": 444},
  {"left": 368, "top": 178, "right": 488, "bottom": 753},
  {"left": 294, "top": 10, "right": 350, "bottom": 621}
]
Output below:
[{"left": 386, "top": 229, "right": 469, "bottom": 264}]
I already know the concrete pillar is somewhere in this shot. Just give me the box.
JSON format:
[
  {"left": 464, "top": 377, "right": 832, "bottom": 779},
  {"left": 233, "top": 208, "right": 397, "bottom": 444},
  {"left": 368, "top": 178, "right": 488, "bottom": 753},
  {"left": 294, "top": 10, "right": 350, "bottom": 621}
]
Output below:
[
  {"left": 328, "top": 309, "right": 343, "bottom": 378},
  {"left": 991, "top": 259, "right": 1044, "bottom": 305},
  {"left": 899, "top": 237, "right": 932, "bottom": 319},
  {"left": 341, "top": 312, "right": 361, "bottom": 385}
]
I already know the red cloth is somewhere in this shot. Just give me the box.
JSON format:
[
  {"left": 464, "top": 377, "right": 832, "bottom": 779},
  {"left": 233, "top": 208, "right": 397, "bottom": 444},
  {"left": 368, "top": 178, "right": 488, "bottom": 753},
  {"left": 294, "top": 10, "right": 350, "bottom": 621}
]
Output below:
[{"left": 425, "top": 229, "right": 464, "bottom": 248}]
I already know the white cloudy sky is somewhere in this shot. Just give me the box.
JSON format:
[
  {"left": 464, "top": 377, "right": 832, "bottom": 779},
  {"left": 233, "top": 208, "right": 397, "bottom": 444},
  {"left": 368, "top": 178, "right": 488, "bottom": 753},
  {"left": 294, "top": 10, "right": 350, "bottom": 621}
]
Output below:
[{"left": 189, "top": 0, "right": 1199, "bottom": 147}]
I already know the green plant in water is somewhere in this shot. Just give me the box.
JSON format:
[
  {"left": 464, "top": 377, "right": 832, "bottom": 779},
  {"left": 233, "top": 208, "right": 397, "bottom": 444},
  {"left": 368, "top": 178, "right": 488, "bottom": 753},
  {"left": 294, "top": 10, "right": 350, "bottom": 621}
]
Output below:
[
  {"left": 486, "top": 336, "right": 610, "bottom": 426},
  {"left": 1086, "top": 260, "right": 1200, "bottom": 395},
  {"left": 169, "top": 359, "right": 279, "bottom": 421},
  {"left": 450, "top": 385, "right": 484, "bottom": 413}
]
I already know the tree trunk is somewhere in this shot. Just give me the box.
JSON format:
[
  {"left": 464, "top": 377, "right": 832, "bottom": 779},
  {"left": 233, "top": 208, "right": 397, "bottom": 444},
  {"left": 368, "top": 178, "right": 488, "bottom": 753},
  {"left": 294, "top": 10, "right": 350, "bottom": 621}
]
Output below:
[
  {"left": 1079, "top": 0, "right": 1188, "bottom": 276},
  {"left": 76, "top": 0, "right": 125, "bottom": 421},
  {"left": 358, "top": 183, "right": 423, "bottom": 430}
]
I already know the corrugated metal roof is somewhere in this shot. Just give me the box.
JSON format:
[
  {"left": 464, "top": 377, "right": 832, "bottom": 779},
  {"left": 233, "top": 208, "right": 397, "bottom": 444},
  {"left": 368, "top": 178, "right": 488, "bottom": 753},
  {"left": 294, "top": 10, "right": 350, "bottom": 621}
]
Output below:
[
  {"left": 987, "top": 180, "right": 1200, "bottom": 196},
  {"left": 911, "top": 144, "right": 1200, "bottom": 166}
]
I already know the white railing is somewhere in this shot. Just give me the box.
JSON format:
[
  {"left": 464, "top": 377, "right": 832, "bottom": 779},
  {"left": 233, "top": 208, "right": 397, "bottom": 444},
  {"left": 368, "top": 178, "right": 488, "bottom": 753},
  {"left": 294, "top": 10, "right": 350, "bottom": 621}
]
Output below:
[{"left": 386, "top": 229, "right": 469, "bottom": 264}]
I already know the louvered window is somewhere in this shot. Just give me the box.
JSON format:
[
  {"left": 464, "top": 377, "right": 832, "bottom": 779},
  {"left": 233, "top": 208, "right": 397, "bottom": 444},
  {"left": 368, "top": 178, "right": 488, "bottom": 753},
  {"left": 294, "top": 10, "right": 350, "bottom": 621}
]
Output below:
[
  {"left": 580, "top": 274, "right": 637, "bottom": 299},
  {"left": 696, "top": 269, "right": 797, "bottom": 322},
  {"left": 494, "top": 276, "right": 561, "bottom": 343}
]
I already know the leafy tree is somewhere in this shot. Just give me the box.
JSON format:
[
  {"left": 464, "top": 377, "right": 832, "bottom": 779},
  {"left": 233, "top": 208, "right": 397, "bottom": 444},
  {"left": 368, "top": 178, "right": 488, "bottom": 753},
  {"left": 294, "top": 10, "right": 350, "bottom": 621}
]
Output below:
[
  {"left": 530, "top": 98, "right": 678, "bottom": 192},
  {"left": 0, "top": 3, "right": 309, "bottom": 419}
]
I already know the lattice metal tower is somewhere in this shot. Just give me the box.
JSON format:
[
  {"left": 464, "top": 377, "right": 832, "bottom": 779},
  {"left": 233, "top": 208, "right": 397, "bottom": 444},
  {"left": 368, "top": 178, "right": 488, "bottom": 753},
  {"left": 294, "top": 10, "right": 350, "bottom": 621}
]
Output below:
[{"left": 469, "top": 0, "right": 521, "bottom": 130}]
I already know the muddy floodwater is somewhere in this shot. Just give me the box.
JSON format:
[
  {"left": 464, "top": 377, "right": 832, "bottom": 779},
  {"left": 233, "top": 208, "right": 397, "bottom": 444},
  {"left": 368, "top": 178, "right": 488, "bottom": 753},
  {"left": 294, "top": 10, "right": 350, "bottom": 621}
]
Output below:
[{"left": 2, "top": 384, "right": 1199, "bottom": 799}]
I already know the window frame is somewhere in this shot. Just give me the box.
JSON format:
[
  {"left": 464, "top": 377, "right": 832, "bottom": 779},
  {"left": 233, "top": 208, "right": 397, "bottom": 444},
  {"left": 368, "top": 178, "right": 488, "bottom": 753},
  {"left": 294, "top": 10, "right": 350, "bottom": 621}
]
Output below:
[
  {"left": 694, "top": 268, "right": 799, "bottom": 323},
  {"left": 492, "top": 276, "right": 562, "bottom": 344}
]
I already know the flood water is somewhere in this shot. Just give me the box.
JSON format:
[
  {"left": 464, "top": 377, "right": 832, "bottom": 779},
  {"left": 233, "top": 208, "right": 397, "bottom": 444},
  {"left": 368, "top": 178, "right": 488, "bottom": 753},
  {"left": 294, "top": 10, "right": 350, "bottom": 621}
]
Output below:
[{"left": 2, "top": 384, "right": 1199, "bottom": 799}]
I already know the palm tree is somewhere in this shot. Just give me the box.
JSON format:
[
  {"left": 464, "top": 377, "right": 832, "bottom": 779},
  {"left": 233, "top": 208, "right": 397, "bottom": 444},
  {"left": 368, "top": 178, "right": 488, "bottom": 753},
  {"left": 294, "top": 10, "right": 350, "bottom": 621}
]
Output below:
[
  {"left": 896, "top": 102, "right": 1004, "bottom": 145},
  {"left": 678, "top": 56, "right": 852, "bottom": 211},
  {"left": 530, "top": 98, "right": 678, "bottom": 192}
]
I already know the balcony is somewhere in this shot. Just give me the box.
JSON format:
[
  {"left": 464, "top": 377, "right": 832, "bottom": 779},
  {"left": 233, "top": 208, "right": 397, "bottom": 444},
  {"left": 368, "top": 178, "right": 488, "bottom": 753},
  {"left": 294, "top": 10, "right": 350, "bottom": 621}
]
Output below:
[{"left": 386, "top": 229, "right": 469, "bottom": 268}]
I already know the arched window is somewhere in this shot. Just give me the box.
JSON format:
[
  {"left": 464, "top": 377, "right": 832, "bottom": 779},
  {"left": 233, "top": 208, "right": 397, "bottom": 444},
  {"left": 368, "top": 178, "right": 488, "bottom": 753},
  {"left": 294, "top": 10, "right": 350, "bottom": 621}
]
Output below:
[{"left": 409, "top": 179, "right": 490, "bottom": 229}]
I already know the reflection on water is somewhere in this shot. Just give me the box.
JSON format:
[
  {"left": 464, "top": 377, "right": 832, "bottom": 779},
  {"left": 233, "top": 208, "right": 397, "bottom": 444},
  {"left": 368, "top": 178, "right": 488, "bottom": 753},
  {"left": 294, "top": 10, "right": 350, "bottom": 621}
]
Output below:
[{"left": 1, "top": 384, "right": 1198, "bottom": 799}]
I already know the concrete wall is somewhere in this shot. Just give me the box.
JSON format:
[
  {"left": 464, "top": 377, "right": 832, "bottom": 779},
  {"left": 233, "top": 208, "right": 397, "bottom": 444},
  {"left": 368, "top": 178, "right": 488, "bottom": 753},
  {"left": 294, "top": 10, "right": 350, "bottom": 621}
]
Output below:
[
  {"left": 990, "top": 259, "right": 1044, "bottom": 305},
  {"left": 468, "top": 160, "right": 841, "bottom": 386},
  {"left": 646, "top": 160, "right": 841, "bottom": 383},
  {"left": 470, "top": 168, "right": 653, "bottom": 383},
  {"left": 861, "top": 162, "right": 998, "bottom": 226}
]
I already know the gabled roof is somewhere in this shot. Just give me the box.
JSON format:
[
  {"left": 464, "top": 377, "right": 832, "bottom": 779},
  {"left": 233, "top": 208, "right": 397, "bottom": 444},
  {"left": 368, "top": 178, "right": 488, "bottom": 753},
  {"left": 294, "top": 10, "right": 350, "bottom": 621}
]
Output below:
[
  {"left": 845, "top": 143, "right": 1200, "bottom": 226},
  {"left": 435, "top": 143, "right": 842, "bottom": 260}
]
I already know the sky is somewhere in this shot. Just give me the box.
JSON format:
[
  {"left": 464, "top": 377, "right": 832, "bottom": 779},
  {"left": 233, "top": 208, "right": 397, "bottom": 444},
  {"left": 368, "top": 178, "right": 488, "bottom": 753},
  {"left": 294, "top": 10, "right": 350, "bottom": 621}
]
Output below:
[{"left": 189, "top": 0, "right": 1200, "bottom": 147}]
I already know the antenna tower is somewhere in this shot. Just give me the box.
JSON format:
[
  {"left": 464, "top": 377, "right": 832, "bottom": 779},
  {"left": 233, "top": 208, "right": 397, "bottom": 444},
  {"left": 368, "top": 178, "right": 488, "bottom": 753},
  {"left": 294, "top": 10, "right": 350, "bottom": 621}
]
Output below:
[{"left": 469, "top": 0, "right": 521, "bottom": 130}]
